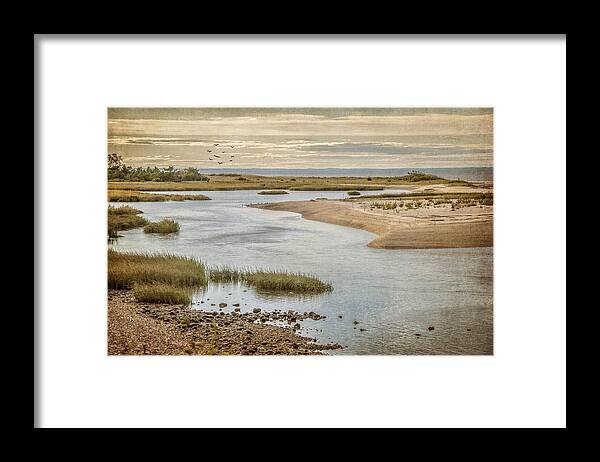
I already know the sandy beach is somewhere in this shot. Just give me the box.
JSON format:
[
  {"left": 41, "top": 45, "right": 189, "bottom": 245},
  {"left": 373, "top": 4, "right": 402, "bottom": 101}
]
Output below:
[{"left": 253, "top": 190, "right": 493, "bottom": 249}]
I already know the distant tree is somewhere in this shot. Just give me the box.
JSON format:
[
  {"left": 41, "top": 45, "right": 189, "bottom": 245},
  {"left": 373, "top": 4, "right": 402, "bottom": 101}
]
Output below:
[{"left": 108, "top": 153, "right": 125, "bottom": 169}]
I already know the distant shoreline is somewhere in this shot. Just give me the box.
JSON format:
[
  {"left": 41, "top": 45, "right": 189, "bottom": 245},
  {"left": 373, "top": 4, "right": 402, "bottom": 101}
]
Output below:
[{"left": 155, "top": 167, "right": 493, "bottom": 182}]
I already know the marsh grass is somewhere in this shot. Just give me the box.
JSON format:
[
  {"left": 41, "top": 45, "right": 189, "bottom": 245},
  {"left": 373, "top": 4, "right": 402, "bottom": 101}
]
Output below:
[
  {"left": 107, "top": 206, "right": 148, "bottom": 237},
  {"left": 144, "top": 219, "right": 180, "bottom": 234},
  {"left": 108, "top": 190, "right": 210, "bottom": 202},
  {"left": 257, "top": 190, "right": 288, "bottom": 195},
  {"left": 371, "top": 201, "right": 397, "bottom": 210},
  {"left": 362, "top": 192, "right": 493, "bottom": 201},
  {"left": 244, "top": 271, "right": 332, "bottom": 294},
  {"left": 290, "top": 185, "right": 383, "bottom": 191},
  {"left": 108, "top": 250, "right": 207, "bottom": 290},
  {"left": 133, "top": 283, "right": 193, "bottom": 305},
  {"left": 108, "top": 251, "right": 333, "bottom": 304},
  {"left": 108, "top": 205, "right": 143, "bottom": 215},
  {"left": 208, "top": 266, "right": 243, "bottom": 283},
  {"left": 208, "top": 265, "right": 332, "bottom": 294},
  {"left": 108, "top": 172, "right": 471, "bottom": 192}
]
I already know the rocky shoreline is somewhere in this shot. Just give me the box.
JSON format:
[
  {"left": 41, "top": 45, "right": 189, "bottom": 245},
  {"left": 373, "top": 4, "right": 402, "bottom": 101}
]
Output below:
[{"left": 108, "top": 290, "right": 342, "bottom": 355}]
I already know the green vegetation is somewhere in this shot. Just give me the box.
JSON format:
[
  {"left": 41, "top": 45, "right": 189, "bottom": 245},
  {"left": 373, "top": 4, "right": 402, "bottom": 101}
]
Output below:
[
  {"left": 244, "top": 270, "right": 332, "bottom": 294},
  {"left": 108, "top": 167, "right": 471, "bottom": 192},
  {"left": 347, "top": 190, "right": 361, "bottom": 196},
  {"left": 371, "top": 201, "right": 397, "bottom": 210},
  {"left": 360, "top": 192, "right": 493, "bottom": 211},
  {"left": 108, "top": 250, "right": 207, "bottom": 291},
  {"left": 356, "top": 191, "right": 493, "bottom": 201},
  {"left": 108, "top": 205, "right": 142, "bottom": 215},
  {"left": 108, "top": 190, "right": 210, "bottom": 202},
  {"left": 133, "top": 282, "right": 193, "bottom": 305},
  {"left": 208, "top": 266, "right": 242, "bottom": 283},
  {"left": 257, "top": 190, "right": 289, "bottom": 195},
  {"left": 399, "top": 172, "right": 445, "bottom": 182},
  {"left": 109, "top": 153, "right": 209, "bottom": 182},
  {"left": 289, "top": 185, "right": 383, "bottom": 191},
  {"left": 144, "top": 219, "right": 180, "bottom": 234},
  {"left": 108, "top": 251, "right": 334, "bottom": 302},
  {"left": 208, "top": 265, "right": 332, "bottom": 294},
  {"left": 107, "top": 206, "right": 148, "bottom": 237}
]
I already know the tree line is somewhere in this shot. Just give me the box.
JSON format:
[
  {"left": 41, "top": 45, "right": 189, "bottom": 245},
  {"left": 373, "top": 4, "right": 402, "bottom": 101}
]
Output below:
[{"left": 108, "top": 153, "right": 209, "bottom": 182}]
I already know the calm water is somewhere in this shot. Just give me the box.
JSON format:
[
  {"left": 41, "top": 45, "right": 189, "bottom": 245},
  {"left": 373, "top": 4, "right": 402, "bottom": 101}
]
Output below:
[{"left": 109, "top": 189, "right": 493, "bottom": 355}]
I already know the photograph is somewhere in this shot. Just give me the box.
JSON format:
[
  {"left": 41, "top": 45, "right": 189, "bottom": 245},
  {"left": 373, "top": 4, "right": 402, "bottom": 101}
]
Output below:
[{"left": 107, "top": 107, "right": 494, "bottom": 355}]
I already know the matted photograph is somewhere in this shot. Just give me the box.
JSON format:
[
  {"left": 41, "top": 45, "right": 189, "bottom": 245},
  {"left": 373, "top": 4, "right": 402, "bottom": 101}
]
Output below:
[{"left": 107, "top": 107, "right": 493, "bottom": 355}]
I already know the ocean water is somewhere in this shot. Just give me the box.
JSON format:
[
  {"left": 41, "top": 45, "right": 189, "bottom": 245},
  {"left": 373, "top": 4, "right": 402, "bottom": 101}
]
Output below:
[{"left": 109, "top": 189, "right": 493, "bottom": 355}]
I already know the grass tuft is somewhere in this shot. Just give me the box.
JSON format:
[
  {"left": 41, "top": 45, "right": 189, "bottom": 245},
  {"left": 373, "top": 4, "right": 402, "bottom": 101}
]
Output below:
[
  {"left": 144, "top": 219, "right": 180, "bottom": 234},
  {"left": 107, "top": 206, "right": 148, "bottom": 237},
  {"left": 257, "top": 190, "right": 289, "bottom": 195},
  {"left": 108, "top": 205, "right": 143, "bottom": 215},
  {"left": 108, "top": 190, "right": 210, "bottom": 202},
  {"left": 133, "top": 283, "right": 193, "bottom": 305},
  {"left": 208, "top": 266, "right": 332, "bottom": 294},
  {"left": 108, "top": 250, "right": 207, "bottom": 290}
]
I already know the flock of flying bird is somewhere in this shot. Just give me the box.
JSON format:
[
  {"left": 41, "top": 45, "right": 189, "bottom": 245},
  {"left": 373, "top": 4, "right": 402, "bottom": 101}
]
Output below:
[{"left": 206, "top": 143, "right": 236, "bottom": 165}]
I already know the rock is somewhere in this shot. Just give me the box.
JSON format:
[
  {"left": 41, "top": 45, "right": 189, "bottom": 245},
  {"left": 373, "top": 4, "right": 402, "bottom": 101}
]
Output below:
[
  {"left": 253, "top": 308, "right": 261, "bottom": 313},
  {"left": 338, "top": 315, "right": 342, "bottom": 319},
  {"left": 211, "top": 303, "right": 215, "bottom": 306},
  {"left": 360, "top": 328, "right": 366, "bottom": 332},
  {"left": 415, "top": 333, "right": 421, "bottom": 337},
  {"left": 428, "top": 326, "right": 435, "bottom": 331},
  {"left": 467, "top": 328, "right": 471, "bottom": 332},
  {"left": 233, "top": 303, "right": 240, "bottom": 307},
  {"left": 353, "top": 320, "right": 359, "bottom": 325},
  {"left": 293, "top": 323, "right": 301, "bottom": 330},
  {"left": 234, "top": 307, "right": 241, "bottom": 312},
  {"left": 219, "top": 303, "right": 227, "bottom": 308}
]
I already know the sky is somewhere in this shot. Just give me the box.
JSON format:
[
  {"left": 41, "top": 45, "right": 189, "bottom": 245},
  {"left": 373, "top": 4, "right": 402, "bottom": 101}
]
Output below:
[{"left": 107, "top": 108, "right": 493, "bottom": 169}]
